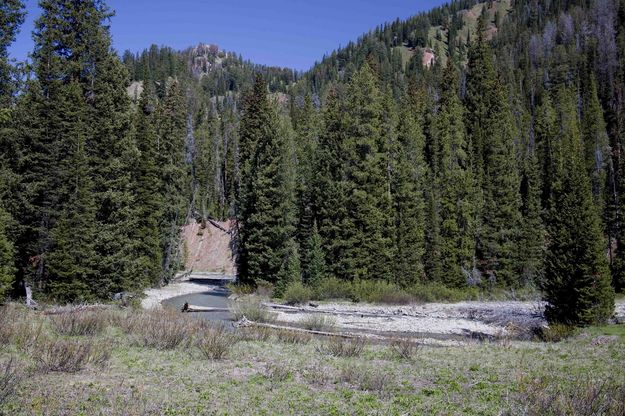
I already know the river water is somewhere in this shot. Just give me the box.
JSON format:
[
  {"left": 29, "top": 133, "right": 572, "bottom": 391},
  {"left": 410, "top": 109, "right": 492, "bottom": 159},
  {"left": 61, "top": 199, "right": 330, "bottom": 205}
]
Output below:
[{"left": 163, "top": 283, "right": 233, "bottom": 322}]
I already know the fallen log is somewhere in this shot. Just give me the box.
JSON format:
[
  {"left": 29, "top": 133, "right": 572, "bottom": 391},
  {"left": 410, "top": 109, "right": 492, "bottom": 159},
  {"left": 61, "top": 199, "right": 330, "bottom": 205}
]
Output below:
[
  {"left": 261, "top": 302, "right": 405, "bottom": 319},
  {"left": 182, "top": 304, "right": 230, "bottom": 313},
  {"left": 233, "top": 317, "right": 362, "bottom": 339},
  {"left": 207, "top": 217, "right": 231, "bottom": 234}
]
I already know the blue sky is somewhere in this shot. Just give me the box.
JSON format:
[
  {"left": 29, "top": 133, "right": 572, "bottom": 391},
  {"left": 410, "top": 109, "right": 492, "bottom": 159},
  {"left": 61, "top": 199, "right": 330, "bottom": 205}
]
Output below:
[{"left": 9, "top": 0, "right": 447, "bottom": 71}]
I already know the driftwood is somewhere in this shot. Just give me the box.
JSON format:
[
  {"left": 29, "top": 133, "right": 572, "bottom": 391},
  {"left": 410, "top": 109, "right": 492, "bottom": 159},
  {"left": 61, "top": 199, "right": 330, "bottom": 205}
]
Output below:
[
  {"left": 262, "top": 302, "right": 404, "bottom": 319},
  {"left": 182, "top": 304, "right": 230, "bottom": 313},
  {"left": 233, "top": 317, "right": 361, "bottom": 339}
]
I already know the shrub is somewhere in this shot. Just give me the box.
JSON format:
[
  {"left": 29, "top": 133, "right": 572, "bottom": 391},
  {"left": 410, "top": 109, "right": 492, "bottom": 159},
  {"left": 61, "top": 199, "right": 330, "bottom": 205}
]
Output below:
[
  {"left": 255, "top": 280, "right": 275, "bottom": 299},
  {"left": 264, "top": 362, "right": 292, "bottom": 383},
  {"left": 533, "top": 324, "right": 578, "bottom": 343},
  {"left": 313, "top": 278, "right": 415, "bottom": 304},
  {"left": 317, "top": 336, "right": 366, "bottom": 357},
  {"left": 339, "top": 364, "right": 393, "bottom": 394},
  {"left": 300, "top": 314, "right": 336, "bottom": 331},
  {"left": 389, "top": 337, "right": 421, "bottom": 360},
  {"left": 407, "top": 282, "right": 480, "bottom": 303},
  {"left": 274, "top": 329, "right": 311, "bottom": 344},
  {"left": 36, "top": 337, "right": 111, "bottom": 373},
  {"left": 351, "top": 279, "right": 414, "bottom": 304},
  {"left": 130, "top": 309, "right": 195, "bottom": 350},
  {"left": 226, "top": 283, "right": 255, "bottom": 297},
  {"left": 513, "top": 376, "right": 625, "bottom": 416},
  {"left": 313, "top": 278, "right": 353, "bottom": 301},
  {"left": 0, "top": 357, "right": 22, "bottom": 406},
  {"left": 50, "top": 311, "right": 107, "bottom": 336},
  {"left": 229, "top": 296, "right": 275, "bottom": 323},
  {"left": 237, "top": 326, "right": 272, "bottom": 342},
  {"left": 282, "top": 281, "right": 313, "bottom": 305},
  {"left": 195, "top": 324, "right": 238, "bottom": 360},
  {"left": 0, "top": 304, "right": 44, "bottom": 351}
]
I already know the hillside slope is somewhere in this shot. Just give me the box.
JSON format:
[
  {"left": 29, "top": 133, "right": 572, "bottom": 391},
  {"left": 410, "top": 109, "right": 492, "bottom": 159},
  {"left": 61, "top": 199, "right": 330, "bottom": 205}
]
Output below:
[{"left": 181, "top": 219, "right": 236, "bottom": 274}]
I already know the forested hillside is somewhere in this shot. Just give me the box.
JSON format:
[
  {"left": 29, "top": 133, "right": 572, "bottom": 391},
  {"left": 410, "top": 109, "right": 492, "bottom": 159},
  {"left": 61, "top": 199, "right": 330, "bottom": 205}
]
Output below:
[{"left": 1, "top": 0, "right": 624, "bottom": 325}]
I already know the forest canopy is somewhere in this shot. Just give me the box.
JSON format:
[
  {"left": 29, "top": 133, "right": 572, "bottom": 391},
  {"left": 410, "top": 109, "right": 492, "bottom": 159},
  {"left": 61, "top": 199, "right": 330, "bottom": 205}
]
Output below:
[{"left": 1, "top": 0, "right": 624, "bottom": 325}]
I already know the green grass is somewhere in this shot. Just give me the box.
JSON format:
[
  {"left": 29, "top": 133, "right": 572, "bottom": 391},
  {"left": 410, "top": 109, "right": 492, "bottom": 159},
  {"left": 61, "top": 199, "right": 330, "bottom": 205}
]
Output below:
[
  {"left": 1, "top": 305, "right": 624, "bottom": 415},
  {"left": 583, "top": 324, "right": 625, "bottom": 339}
]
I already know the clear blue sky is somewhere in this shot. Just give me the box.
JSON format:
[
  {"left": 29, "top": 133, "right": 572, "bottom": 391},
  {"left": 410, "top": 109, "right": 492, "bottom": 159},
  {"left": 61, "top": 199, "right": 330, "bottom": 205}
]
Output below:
[{"left": 9, "top": 0, "right": 447, "bottom": 71}]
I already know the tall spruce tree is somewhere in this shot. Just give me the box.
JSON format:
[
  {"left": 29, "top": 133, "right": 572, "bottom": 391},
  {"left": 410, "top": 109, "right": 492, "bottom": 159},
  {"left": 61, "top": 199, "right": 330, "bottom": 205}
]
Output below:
[
  {"left": 157, "top": 79, "right": 190, "bottom": 283},
  {"left": 14, "top": 0, "right": 143, "bottom": 300},
  {"left": 465, "top": 22, "right": 522, "bottom": 286},
  {"left": 44, "top": 81, "right": 98, "bottom": 301},
  {"left": 293, "top": 94, "right": 321, "bottom": 283},
  {"left": 0, "top": 0, "right": 25, "bottom": 300},
  {"left": 237, "top": 75, "right": 296, "bottom": 287},
  {"left": 543, "top": 87, "right": 614, "bottom": 325},
  {"left": 314, "top": 87, "right": 351, "bottom": 280},
  {"left": 518, "top": 114, "right": 545, "bottom": 286},
  {"left": 581, "top": 74, "right": 610, "bottom": 215},
  {"left": 129, "top": 85, "right": 163, "bottom": 289},
  {"left": 391, "top": 86, "right": 426, "bottom": 286},
  {"left": 431, "top": 63, "right": 477, "bottom": 287},
  {"left": 341, "top": 64, "right": 394, "bottom": 281}
]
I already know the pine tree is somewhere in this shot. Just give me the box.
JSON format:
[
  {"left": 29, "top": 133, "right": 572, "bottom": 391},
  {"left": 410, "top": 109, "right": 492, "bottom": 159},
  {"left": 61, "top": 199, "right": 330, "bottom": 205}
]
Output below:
[
  {"left": 466, "top": 24, "right": 522, "bottom": 287},
  {"left": 431, "top": 63, "right": 477, "bottom": 288},
  {"left": 0, "top": 208, "right": 16, "bottom": 301},
  {"left": 534, "top": 94, "right": 559, "bottom": 209},
  {"left": 12, "top": 0, "right": 145, "bottom": 300},
  {"left": 45, "top": 81, "right": 98, "bottom": 302},
  {"left": 0, "top": 0, "right": 25, "bottom": 107},
  {"left": 581, "top": 74, "right": 610, "bottom": 214},
  {"left": 293, "top": 94, "right": 321, "bottom": 283},
  {"left": 305, "top": 220, "right": 326, "bottom": 286},
  {"left": 128, "top": 85, "right": 163, "bottom": 289},
  {"left": 391, "top": 86, "right": 426, "bottom": 286},
  {"left": 518, "top": 119, "right": 545, "bottom": 286},
  {"left": 237, "top": 75, "right": 296, "bottom": 287},
  {"left": 276, "top": 237, "right": 301, "bottom": 295},
  {"left": 543, "top": 87, "right": 615, "bottom": 325},
  {"left": 0, "top": 0, "right": 25, "bottom": 300},
  {"left": 340, "top": 64, "right": 394, "bottom": 281},
  {"left": 313, "top": 87, "right": 350, "bottom": 280},
  {"left": 157, "top": 79, "right": 190, "bottom": 283}
]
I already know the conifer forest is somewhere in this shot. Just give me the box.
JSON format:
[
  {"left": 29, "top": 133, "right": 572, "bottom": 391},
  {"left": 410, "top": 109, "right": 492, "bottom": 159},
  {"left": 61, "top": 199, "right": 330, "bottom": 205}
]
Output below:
[
  {"left": 2, "top": 0, "right": 625, "bottom": 327},
  {"left": 4, "top": 1, "right": 625, "bottom": 414}
]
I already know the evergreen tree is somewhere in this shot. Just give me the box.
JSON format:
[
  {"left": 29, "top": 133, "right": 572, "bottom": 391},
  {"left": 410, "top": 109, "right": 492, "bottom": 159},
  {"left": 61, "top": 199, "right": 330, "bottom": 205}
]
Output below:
[
  {"left": 0, "top": 0, "right": 25, "bottom": 106},
  {"left": 45, "top": 81, "right": 98, "bottom": 302},
  {"left": 305, "top": 220, "right": 326, "bottom": 286},
  {"left": 237, "top": 75, "right": 296, "bottom": 287},
  {"left": 340, "top": 64, "right": 394, "bottom": 281},
  {"left": 0, "top": 208, "right": 16, "bottom": 301},
  {"left": 534, "top": 94, "right": 559, "bottom": 209},
  {"left": 581, "top": 74, "right": 610, "bottom": 214},
  {"left": 518, "top": 121, "right": 545, "bottom": 286},
  {"left": 128, "top": 85, "right": 163, "bottom": 289},
  {"left": 157, "top": 79, "right": 190, "bottom": 283},
  {"left": 276, "top": 237, "right": 301, "bottom": 295},
  {"left": 314, "top": 87, "right": 350, "bottom": 280},
  {"left": 391, "top": 86, "right": 427, "bottom": 286},
  {"left": 543, "top": 87, "right": 615, "bottom": 325},
  {"left": 293, "top": 94, "right": 321, "bottom": 283},
  {"left": 0, "top": 0, "right": 25, "bottom": 300},
  {"left": 431, "top": 63, "right": 477, "bottom": 287},
  {"left": 466, "top": 24, "right": 522, "bottom": 286}
]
